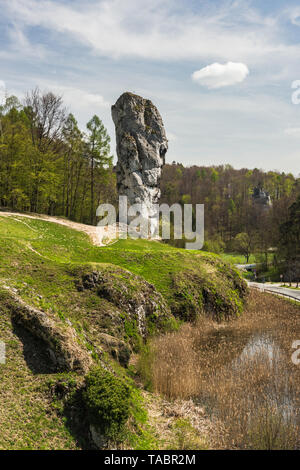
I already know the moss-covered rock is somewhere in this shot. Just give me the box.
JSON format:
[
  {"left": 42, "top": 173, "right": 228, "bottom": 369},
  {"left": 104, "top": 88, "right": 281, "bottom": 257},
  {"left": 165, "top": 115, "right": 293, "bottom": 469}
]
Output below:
[
  {"left": 97, "top": 333, "right": 131, "bottom": 367},
  {"left": 74, "top": 257, "right": 247, "bottom": 363},
  {"left": 1, "top": 288, "right": 92, "bottom": 374},
  {"left": 170, "top": 258, "right": 248, "bottom": 321},
  {"left": 76, "top": 265, "right": 174, "bottom": 351}
]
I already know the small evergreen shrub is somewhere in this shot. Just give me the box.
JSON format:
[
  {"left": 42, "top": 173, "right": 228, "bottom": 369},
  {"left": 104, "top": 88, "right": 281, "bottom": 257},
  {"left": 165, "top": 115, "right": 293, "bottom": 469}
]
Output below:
[{"left": 83, "top": 367, "right": 131, "bottom": 440}]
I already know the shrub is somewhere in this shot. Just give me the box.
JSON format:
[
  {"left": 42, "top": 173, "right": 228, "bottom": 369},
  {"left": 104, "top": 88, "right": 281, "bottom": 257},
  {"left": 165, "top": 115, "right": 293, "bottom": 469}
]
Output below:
[
  {"left": 202, "top": 237, "right": 225, "bottom": 254},
  {"left": 83, "top": 367, "right": 131, "bottom": 440},
  {"left": 168, "top": 419, "right": 208, "bottom": 450},
  {"left": 247, "top": 406, "right": 298, "bottom": 450}
]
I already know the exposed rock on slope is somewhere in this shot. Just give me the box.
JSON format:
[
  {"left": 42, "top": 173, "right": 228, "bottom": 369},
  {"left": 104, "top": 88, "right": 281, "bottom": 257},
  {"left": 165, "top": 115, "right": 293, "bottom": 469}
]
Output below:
[
  {"left": 2, "top": 288, "right": 92, "bottom": 374},
  {"left": 76, "top": 266, "right": 173, "bottom": 352},
  {"left": 169, "top": 256, "right": 248, "bottom": 321},
  {"left": 112, "top": 92, "right": 168, "bottom": 234},
  {"left": 252, "top": 186, "right": 272, "bottom": 209}
]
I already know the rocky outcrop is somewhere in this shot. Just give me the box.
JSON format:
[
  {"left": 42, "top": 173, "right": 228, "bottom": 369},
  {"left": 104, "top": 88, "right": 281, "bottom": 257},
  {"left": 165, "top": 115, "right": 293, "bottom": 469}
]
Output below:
[
  {"left": 3, "top": 288, "right": 92, "bottom": 374},
  {"left": 112, "top": 92, "right": 168, "bottom": 235},
  {"left": 77, "top": 266, "right": 172, "bottom": 345},
  {"left": 97, "top": 333, "right": 131, "bottom": 368},
  {"left": 252, "top": 186, "right": 272, "bottom": 209}
]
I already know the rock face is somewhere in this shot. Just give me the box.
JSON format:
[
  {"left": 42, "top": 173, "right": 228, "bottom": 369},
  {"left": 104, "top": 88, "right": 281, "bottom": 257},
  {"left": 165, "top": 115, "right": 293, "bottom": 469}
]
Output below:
[
  {"left": 4, "top": 288, "right": 92, "bottom": 374},
  {"left": 76, "top": 266, "right": 173, "bottom": 360},
  {"left": 112, "top": 92, "right": 168, "bottom": 234},
  {"left": 252, "top": 186, "right": 272, "bottom": 209}
]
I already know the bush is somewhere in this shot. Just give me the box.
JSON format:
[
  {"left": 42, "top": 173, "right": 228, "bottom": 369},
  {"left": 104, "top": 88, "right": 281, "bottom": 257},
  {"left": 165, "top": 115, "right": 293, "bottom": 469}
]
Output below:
[
  {"left": 168, "top": 419, "right": 208, "bottom": 450},
  {"left": 202, "top": 237, "right": 225, "bottom": 254},
  {"left": 83, "top": 367, "right": 131, "bottom": 440},
  {"left": 247, "top": 406, "right": 298, "bottom": 450}
]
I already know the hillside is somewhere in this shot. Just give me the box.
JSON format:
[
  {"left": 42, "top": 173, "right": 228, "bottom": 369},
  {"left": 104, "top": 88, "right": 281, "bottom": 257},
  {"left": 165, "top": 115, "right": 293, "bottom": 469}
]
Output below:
[{"left": 0, "top": 214, "right": 247, "bottom": 449}]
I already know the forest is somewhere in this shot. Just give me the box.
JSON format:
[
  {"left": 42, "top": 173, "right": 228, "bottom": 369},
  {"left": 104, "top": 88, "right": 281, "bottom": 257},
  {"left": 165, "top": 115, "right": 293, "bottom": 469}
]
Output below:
[
  {"left": 0, "top": 89, "right": 116, "bottom": 225},
  {"left": 161, "top": 164, "right": 299, "bottom": 245}
]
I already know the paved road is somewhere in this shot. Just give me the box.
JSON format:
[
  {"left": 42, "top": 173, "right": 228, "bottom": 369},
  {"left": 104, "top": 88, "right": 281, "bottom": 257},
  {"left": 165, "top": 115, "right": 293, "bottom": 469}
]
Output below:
[
  {"left": 248, "top": 282, "right": 300, "bottom": 302},
  {"left": 236, "top": 263, "right": 256, "bottom": 271}
]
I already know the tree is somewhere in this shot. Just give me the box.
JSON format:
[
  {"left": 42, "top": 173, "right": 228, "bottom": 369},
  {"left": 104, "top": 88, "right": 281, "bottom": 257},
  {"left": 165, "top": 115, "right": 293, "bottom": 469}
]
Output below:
[
  {"left": 86, "top": 115, "right": 112, "bottom": 225},
  {"left": 0, "top": 90, "right": 117, "bottom": 223},
  {"left": 279, "top": 195, "right": 300, "bottom": 284},
  {"left": 24, "top": 88, "right": 66, "bottom": 152},
  {"left": 160, "top": 163, "right": 299, "bottom": 253},
  {"left": 0, "top": 99, "right": 33, "bottom": 211},
  {"left": 61, "top": 113, "right": 85, "bottom": 219},
  {"left": 24, "top": 88, "right": 67, "bottom": 213},
  {"left": 233, "top": 232, "right": 257, "bottom": 263}
]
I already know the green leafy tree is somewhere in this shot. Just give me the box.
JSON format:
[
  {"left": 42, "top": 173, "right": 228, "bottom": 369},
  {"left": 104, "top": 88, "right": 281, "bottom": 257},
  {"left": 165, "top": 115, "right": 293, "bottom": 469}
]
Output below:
[
  {"left": 233, "top": 232, "right": 257, "bottom": 263},
  {"left": 61, "top": 113, "right": 85, "bottom": 219},
  {"left": 86, "top": 115, "right": 113, "bottom": 224},
  {"left": 279, "top": 195, "right": 300, "bottom": 284},
  {"left": 0, "top": 91, "right": 117, "bottom": 223}
]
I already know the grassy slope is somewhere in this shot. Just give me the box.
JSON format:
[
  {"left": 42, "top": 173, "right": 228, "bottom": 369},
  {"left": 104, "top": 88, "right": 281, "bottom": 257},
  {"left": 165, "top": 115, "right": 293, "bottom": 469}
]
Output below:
[
  {"left": 0, "top": 215, "right": 246, "bottom": 449},
  {"left": 0, "top": 216, "right": 246, "bottom": 318},
  {"left": 0, "top": 302, "right": 78, "bottom": 449}
]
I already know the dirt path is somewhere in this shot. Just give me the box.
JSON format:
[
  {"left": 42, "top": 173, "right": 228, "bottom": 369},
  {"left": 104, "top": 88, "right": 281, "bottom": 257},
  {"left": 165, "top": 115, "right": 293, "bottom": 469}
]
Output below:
[{"left": 0, "top": 211, "right": 102, "bottom": 246}]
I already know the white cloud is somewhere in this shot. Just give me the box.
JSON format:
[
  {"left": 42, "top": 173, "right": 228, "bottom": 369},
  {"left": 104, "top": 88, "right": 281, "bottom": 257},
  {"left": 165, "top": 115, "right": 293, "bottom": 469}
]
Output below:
[
  {"left": 284, "top": 127, "right": 300, "bottom": 137},
  {"left": 192, "top": 62, "right": 249, "bottom": 89},
  {"left": 63, "top": 88, "right": 109, "bottom": 109},
  {"left": 0, "top": 80, "right": 6, "bottom": 105},
  {"left": 0, "top": 0, "right": 289, "bottom": 62},
  {"left": 8, "top": 23, "right": 46, "bottom": 59},
  {"left": 40, "top": 84, "right": 110, "bottom": 111},
  {"left": 289, "top": 7, "right": 300, "bottom": 26}
]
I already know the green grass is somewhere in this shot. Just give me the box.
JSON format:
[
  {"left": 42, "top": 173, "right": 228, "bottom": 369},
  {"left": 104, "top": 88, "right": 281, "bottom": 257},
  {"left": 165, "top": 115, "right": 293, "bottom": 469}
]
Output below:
[
  {"left": 220, "top": 253, "right": 256, "bottom": 265},
  {"left": 0, "top": 300, "right": 79, "bottom": 450},
  {"left": 0, "top": 216, "right": 246, "bottom": 313}
]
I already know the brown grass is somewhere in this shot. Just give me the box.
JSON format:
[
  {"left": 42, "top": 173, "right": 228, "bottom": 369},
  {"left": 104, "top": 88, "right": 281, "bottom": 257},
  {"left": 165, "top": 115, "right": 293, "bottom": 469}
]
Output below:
[{"left": 138, "top": 291, "right": 300, "bottom": 449}]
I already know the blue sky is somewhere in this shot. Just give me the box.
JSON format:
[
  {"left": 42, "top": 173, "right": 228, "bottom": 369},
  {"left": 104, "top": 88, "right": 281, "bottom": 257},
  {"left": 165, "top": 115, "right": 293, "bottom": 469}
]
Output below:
[{"left": 1, "top": 0, "right": 300, "bottom": 175}]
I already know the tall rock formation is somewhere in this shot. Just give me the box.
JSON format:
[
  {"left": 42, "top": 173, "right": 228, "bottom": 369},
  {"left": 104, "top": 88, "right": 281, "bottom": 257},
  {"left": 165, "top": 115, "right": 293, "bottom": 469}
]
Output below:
[
  {"left": 252, "top": 186, "right": 272, "bottom": 209},
  {"left": 112, "top": 92, "right": 168, "bottom": 234}
]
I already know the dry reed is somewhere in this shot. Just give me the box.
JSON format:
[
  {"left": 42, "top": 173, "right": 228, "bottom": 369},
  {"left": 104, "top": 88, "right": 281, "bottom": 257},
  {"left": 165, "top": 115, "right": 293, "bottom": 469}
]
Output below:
[{"left": 138, "top": 291, "right": 300, "bottom": 449}]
